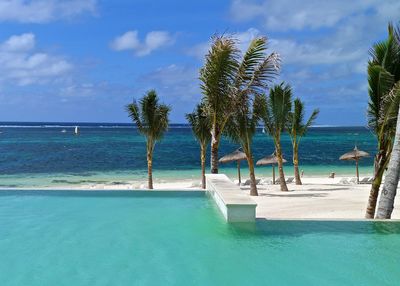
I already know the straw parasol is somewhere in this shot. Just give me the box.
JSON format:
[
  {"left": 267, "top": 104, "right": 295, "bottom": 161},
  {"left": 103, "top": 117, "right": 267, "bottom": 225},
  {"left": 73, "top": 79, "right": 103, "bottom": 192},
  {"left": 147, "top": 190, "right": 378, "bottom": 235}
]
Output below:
[
  {"left": 339, "top": 145, "right": 369, "bottom": 184},
  {"left": 256, "top": 153, "right": 287, "bottom": 184},
  {"left": 219, "top": 149, "right": 247, "bottom": 184}
]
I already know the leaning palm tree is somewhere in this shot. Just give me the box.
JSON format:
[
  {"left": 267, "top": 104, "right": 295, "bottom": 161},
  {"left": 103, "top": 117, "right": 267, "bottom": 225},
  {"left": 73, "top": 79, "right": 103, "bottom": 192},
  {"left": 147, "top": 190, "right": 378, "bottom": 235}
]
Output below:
[
  {"left": 376, "top": 102, "right": 400, "bottom": 219},
  {"left": 262, "top": 83, "right": 292, "bottom": 192},
  {"left": 126, "top": 90, "right": 170, "bottom": 189},
  {"left": 225, "top": 94, "right": 267, "bottom": 196},
  {"left": 186, "top": 103, "right": 211, "bottom": 189},
  {"left": 199, "top": 35, "right": 280, "bottom": 174},
  {"left": 287, "top": 98, "right": 319, "bottom": 185},
  {"left": 365, "top": 23, "right": 400, "bottom": 218}
]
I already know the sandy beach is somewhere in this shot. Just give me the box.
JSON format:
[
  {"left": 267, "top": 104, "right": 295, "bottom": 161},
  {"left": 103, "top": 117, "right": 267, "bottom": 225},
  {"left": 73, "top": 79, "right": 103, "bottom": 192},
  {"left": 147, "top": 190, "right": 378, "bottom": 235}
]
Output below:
[{"left": 244, "top": 177, "right": 400, "bottom": 220}]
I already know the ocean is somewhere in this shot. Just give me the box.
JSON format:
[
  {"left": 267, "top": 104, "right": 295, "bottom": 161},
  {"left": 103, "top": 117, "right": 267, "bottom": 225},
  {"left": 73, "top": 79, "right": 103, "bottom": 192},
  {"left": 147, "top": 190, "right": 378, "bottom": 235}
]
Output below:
[{"left": 0, "top": 122, "right": 377, "bottom": 188}]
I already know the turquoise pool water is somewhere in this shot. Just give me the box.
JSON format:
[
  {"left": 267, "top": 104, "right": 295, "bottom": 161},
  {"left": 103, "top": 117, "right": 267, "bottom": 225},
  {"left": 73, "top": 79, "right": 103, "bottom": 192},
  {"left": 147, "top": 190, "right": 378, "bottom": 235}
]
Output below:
[{"left": 0, "top": 191, "right": 399, "bottom": 286}]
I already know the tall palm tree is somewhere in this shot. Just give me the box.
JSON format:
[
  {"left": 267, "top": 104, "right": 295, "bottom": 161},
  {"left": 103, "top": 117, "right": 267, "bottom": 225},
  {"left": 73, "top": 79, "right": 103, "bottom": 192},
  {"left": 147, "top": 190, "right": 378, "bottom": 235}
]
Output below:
[
  {"left": 287, "top": 98, "right": 319, "bottom": 185},
  {"left": 365, "top": 24, "right": 400, "bottom": 218},
  {"left": 186, "top": 103, "right": 211, "bottom": 189},
  {"left": 225, "top": 94, "right": 267, "bottom": 196},
  {"left": 262, "top": 83, "right": 292, "bottom": 192},
  {"left": 223, "top": 37, "right": 279, "bottom": 195},
  {"left": 199, "top": 35, "right": 280, "bottom": 174},
  {"left": 199, "top": 35, "right": 239, "bottom": 174},
  {"left": 126, "top": 90, "right": 170, "bottom": 189},
  {"left": 376, "top": 102, "right": 400, "bottom": 219}
]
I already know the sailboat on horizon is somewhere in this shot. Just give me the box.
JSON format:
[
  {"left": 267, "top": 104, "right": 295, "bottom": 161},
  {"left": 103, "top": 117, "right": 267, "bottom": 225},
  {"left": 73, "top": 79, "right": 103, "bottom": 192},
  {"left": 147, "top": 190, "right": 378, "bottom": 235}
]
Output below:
[{"left": 74, "top": 126, "right": 79, "bottom": 135}]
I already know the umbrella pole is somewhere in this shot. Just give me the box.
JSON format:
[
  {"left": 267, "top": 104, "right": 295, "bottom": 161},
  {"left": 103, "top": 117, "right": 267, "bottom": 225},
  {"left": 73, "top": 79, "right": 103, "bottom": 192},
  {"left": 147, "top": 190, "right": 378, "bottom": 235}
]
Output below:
[
  {"left": 272, "top": 165, "right": 275, "bottom": 184},
  {"left": 356, "top": 158, "right": 359, "bottom": 184},
  {"left": 237, "top": 160, "right": 241, "bottom": 185}
]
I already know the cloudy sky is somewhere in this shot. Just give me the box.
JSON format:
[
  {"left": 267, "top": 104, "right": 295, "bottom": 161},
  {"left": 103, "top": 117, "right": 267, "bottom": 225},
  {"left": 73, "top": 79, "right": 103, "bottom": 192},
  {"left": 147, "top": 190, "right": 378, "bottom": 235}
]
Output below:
[{"left": 0, "top": 0, "right": 398, "bottom": 125}]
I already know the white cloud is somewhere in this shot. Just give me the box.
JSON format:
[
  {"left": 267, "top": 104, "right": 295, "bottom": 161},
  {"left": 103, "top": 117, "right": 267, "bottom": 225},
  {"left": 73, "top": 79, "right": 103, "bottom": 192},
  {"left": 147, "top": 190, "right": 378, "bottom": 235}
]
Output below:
[
  {"left": 187, "top": 28, "right": 262, "bottom": 59},
  {"left": 111, "top": 30, "right": 175, "bottom": 56},
  {"left": 1, "top": 33, "right": 35, "bottom": 51},
  {"left": 0, "top": 33, "right": 72, "bottom": 86},
  {"left": 230, "top": 0, "right": 400, "bottom": 31},
  {"left": 0, "top": 0, "right": 97, "bottom": 23}
]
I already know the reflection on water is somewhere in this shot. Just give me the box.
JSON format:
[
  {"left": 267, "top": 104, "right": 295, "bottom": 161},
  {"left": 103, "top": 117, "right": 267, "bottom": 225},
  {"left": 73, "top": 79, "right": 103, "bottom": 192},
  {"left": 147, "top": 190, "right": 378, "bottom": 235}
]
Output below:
[{"left": 228, "top": 219, "right": 400, "bottom": 237}]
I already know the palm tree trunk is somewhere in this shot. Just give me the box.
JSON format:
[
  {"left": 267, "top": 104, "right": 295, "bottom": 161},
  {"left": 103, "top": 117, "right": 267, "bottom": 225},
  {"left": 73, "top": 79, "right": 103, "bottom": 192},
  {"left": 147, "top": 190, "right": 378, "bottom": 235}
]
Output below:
[
  {"left": 355, "top": 158, "right": 359, "bottom": 184},
  {"left": 276, "top": 139, "right": 288, "bottom": 192},
  {"left": 376, "top": 107, "right": 400, "bottom": 219},
  {"left": 293, "top": 143, "right": 302, "bottom": 185},
  {"left": 200, "top": 144, "right": 206, "bottom": 189},
  {"left": 272, "top": 165, "right": 276, "bottom": 184},
  {"left": 237, "top": 160, "right": 241, "bottom": 185},
  {"left": 245, "top": 150, "right": 258, "bottom": 196},
  {"left": 210, "top": 125, "right": 220, "bottom": 174},
  {"left": 147, "top": 148, "right": 153, "bottom": 190},
  {"left": 365, "top": 153, "right": 387, "bottom": 218}
]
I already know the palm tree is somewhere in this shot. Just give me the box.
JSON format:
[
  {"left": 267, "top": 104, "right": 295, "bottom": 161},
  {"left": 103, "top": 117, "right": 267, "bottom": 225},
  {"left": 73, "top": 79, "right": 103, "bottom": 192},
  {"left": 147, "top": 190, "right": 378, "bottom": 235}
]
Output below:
[
  {"left": 186, "top": 103, "right": 211, "bottom": 189},
  {"left": 287, "top": 98, "right": 319, "bottom": 185},
  {"left": 199, "top": 35, "right": 239, "bottom": 174},
  {"left": 365, "top": 24, "right": 400, "bottom": 218},
  {"left": 262, "top": 83, "right": 292, "bottom": 192},
  {"left": 199, "top": 35, "right": 280, "bottom": 174},
  {"left": 126, "top": 90, "right": 170, "bottom": 189},
  {"left": 376, "top": 102, "right": 400, "bottom": 219},
  {"left": 223, "top": 37, "right": 279, "bottom": 195},
  {"left": 225, "top": 94, "right": 267, "bottom": 196}
]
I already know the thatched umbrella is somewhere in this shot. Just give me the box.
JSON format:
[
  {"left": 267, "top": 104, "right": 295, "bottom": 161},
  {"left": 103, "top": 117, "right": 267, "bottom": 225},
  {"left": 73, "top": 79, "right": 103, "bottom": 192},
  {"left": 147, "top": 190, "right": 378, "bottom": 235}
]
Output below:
[
  {"left": 256, "top": 153, "right": 287, "bottom": 184},
  {"left": 339, "top": 145, "right": 369, "bottom": 184},
  {"left": 219, "top": 149, "right": 247, "bottom": 184}
]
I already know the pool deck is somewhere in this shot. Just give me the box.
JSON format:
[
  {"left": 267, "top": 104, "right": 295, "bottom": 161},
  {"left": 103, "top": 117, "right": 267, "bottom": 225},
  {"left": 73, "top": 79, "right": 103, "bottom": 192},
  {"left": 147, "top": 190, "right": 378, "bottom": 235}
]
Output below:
[{"left": 206, "top": 174, "right": 257, "bottom": 222}]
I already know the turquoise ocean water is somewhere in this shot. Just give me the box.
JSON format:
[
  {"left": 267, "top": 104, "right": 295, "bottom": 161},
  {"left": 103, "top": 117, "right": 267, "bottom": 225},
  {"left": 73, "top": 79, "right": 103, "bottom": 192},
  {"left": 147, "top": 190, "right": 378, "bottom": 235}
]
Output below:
[
  {"left": 0, "top": 190, "right": 398, "bottom": 286},
  {"left": 0, "top": 122, "right": 377, "bottom": 187}
]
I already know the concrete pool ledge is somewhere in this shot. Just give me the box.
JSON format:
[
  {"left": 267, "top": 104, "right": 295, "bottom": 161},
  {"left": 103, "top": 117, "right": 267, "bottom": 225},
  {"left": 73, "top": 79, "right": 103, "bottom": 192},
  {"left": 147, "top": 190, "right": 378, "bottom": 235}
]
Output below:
[{"left": 206, "top": 174, "right": 257, "bottom": 222}]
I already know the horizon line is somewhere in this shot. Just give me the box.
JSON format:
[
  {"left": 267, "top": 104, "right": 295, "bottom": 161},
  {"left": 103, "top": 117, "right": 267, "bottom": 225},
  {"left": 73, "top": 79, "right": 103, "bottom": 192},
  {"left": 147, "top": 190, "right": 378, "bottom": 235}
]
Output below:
[{"left": 0, "top": 121, "right": 368, "bottom": 128}]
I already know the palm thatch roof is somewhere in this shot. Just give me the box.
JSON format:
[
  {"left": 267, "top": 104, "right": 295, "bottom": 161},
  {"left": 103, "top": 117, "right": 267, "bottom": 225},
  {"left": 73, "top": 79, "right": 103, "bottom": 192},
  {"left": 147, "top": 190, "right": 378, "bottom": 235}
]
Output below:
[
  {"left": 339, "top": 146, "right": 370, "bottom": 161},
  {"left": 256, "top": 154, "right": 287, "bottom": 166},
  {"left": 219, "top": 149, "right": 247, "bottom": 163}
]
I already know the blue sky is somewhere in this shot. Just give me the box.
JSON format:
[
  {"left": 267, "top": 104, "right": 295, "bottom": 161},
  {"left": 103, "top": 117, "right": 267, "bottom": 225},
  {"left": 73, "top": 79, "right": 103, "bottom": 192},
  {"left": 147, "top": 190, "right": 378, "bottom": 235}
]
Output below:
[{"left": 0, "top": 0, "right": 399, "bottom": 125}]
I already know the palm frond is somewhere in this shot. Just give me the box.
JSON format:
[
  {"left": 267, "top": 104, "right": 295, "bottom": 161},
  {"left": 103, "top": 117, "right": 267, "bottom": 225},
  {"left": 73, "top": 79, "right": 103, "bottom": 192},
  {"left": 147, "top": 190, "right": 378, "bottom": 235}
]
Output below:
[
  {"left": 126, "top": 90, "right": 170, "bottom": 142},
  {"left": 185, "top": 103, "right": 211, "bottom": 146}
]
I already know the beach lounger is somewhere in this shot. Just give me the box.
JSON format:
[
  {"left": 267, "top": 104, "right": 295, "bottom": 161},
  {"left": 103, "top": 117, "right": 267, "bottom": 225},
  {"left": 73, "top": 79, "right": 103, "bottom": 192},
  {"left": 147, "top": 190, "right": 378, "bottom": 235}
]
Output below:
[
  {"left": 241, "top": 179, "right": 261, "bottom": 186},
  {"left": 286, "top": 177, "right": 294, "bottom": 183},
  {"left": 359, "top": 177, "right": 371, "bottom": 184},
  {"left": 275, "top": 178, "right": 281, "bottom": 184},
  {"left": 349, "top": 178, "right": 358, "bottom": 184},
  {"left": 260, "top": 178, "right": 273, "bottom": 185},
  {"left": 339, "top": 178, "right": 350, "bottom": 184},
  {"left": 360, "top": 177, "right": 373, "bottom": 184}
]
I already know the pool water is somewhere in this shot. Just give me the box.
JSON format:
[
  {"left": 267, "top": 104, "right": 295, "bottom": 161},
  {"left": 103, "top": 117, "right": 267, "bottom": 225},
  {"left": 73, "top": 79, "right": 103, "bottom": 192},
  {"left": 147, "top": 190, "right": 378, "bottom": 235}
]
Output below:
[{"left": 0, "top": 191, "right": 399, "bottom": 286}]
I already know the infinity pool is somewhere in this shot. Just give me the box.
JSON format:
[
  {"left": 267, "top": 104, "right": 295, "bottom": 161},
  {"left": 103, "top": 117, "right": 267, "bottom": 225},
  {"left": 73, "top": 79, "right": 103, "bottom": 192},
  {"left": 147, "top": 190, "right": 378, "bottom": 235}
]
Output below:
[{"left": 0, "top": 190, "right": 399, "bottom": 286}]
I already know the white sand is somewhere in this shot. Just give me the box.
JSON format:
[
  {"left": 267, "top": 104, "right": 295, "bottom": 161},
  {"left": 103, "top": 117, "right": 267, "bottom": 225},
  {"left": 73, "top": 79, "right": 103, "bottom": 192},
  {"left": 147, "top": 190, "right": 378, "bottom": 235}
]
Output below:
[{"left": 241, "top": 177, "right": 400, "bottom": 220}]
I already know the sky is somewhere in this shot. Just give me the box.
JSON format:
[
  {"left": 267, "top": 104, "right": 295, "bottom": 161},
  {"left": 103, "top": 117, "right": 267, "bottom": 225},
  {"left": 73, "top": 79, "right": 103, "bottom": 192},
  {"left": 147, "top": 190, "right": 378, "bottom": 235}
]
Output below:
[{"left": 0, "top": 0, "right": 399, "bottom": 125}]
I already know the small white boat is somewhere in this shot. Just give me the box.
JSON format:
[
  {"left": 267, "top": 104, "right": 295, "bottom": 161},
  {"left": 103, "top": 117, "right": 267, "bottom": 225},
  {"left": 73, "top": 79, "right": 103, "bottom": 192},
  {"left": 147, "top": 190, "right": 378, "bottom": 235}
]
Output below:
[
  {"left": 74, "top": 126, "right": 79, "bottom": 135},
  {"left": 61, "top": 129, "right": 67, "bottom": 133}
]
